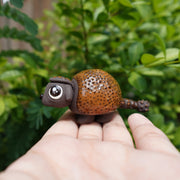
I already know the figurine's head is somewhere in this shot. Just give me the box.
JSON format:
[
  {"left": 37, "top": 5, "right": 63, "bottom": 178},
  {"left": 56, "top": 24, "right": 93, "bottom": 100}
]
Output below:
[{"left": 41, "top": 77, "right": 73, "bottom": 108}]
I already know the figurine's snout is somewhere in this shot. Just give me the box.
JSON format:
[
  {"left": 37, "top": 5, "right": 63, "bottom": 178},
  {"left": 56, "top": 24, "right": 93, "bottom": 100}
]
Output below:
[{"left": 40, "top": 94, "right": 43, "bottom": 99}]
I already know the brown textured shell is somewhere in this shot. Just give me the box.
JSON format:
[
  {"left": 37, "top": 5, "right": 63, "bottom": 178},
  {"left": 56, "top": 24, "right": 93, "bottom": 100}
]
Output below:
[{"left": 73, "top": 69, "right": 122, "bottom": 115}]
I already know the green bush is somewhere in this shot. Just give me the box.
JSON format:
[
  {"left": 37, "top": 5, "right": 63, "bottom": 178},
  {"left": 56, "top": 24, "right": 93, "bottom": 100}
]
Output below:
[
  {"left": 0, "top": 0, "right": 180, "bottom": 170},
  {"left": 0, "top": 1, "right": 64, "bottom": 170}
]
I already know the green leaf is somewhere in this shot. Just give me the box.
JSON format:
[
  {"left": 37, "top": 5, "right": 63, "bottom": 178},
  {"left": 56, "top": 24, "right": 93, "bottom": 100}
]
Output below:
[
  {"left": 0, "top": 50, "right": 43, "bottom": 66},
  {"left": 9, "top": 87, "right": 36, "bottom": 97},
  {"left": 66, "top": 45, "right": 80, "bottom": 52},
  {"left": 168, "top": 64, "right": 180, "bottom": 69},
  {"left": 164, "top": 122, "right": 175, "bottom": 134},
  {"left": 118, "top": 0, "right": 132, "bottom": 7},
  {"left": 84, "top": 9, "right": 93, "bottom": 22},
  {"left": 88, "top": 33, "right": 108, "bottom": 44},
  {"left": 173, "top": 85, "right": 180, "bottom": 104},
  {"left": 128, "top": 42, "right": 144, "bottom": 65},
  {"left": 153, "top": 32, "right": 166, "bottom": 57},
  {"left": 150, "top": 113, "right": 164, "bottom": 128},
  {"left": 0, "top": 26, "right": 43, "bottom": 51},
  {"left": 128, "top": 72, "right": 147, "bottom": 92},
  {"left": 174, "top": 105, "right": 180, "bottom": 113},
  {"left": 33, "top": 69, "right": 48, "bottom": 78},
  {"left": 4, "top": 96, "right": 18, "bottom": 110},
  {"left": 141, "top": 53, "right": 156, "bottom": 65},
  {"left": 109, "top": 1, "right": 121, "bottom": 14},
  {"left": 27, "top": 99, "right": 54, "bottom": 129},
  {"left": 0, "top": 113, "right": 8, "bottom": 127},
  {"left": 20, "top": 53, "right": 38, "bottom": 68},
  {"left": 0, "top": 58, "right": 7, "bottom": 67},
  {"left": 27, "top": 100, "right": 43, "bottom": 129},
  {"left": 0, "top": 96, "right": 5, "bottom": 116},
  {"left": 107, "top": 63, "right": 122, "bottom": 72},
  {"left": 0, "top": 70, "right": 23, "bottom": 81},
  {"left": 137, "top": 67, "right": 164, "bottom": 76},
  {"left": 152, "top": 0, "right": 172, "bottom": 15},
  {"left": 173, "top": 127, "right": 180, "bottom": 146},
  {"left": 133, "top": 1, "right": 152, "bottom": 21},
  {"left": 111, "top": 15, "right": 123, "bottom": 28},
  {"left": 167, "top": 25, "right": 175, "bottom": 39},
  {"left": 43, "top": 106, "right": 53, "bottom": 119},
  {"left": 69, "top": 31, "right": 83, "bottom": 40},
  {"left": 144, "top": 57, "right": 165, "bottom": 67},
  {"left": 102, "top": 0, "right": 110, "bottom": 11},
  {"left": 0, "top": 4, "right": 38, "bottom": 35},
  {"left": 145, "top": 94, "right": 157, "bottom": 101},
  {"left": 97, "top": 12, "right": 108, "bottom": 22},
  {"left": 10, "top": 0, "right": 24, "bottom": 8},
  {"left": 156, "top": 48, "right": 180, "bottom": 61}
]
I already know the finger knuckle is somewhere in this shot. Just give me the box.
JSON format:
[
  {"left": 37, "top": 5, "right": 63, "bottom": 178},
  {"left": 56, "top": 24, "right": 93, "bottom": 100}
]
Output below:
[{"left": 134, "top": 124, "right": 167, "bottom": 141}]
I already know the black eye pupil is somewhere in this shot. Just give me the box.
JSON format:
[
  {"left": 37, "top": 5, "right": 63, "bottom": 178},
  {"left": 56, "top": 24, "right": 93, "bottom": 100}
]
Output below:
[{"left": 50, "top": 85, "right": 61, "bottom": 97}]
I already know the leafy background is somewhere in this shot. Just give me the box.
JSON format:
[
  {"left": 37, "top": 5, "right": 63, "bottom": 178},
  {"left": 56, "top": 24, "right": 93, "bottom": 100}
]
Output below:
[{"left": 0, "top": 0, "right": 180, "bottom": 170}]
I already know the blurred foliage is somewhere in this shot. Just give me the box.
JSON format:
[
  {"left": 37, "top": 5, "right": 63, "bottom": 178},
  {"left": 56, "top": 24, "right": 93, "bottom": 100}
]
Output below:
[
  {"left": 0, "top": 1, "right": 65, "bottom": 170},
  {"left": 1, "top": 0, "right": 180, "bottom": 171}
]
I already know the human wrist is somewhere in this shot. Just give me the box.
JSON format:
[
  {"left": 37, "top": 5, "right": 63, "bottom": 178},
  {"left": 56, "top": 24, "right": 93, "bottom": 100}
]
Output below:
[{"left": 0, "top": 150, "right": 56, "bottom": 180}]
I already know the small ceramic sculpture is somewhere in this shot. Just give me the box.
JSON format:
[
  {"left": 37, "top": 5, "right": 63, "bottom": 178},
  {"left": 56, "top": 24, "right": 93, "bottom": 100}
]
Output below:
[{"left": 41, "top": 69, "right": 150, "bottom": 124}]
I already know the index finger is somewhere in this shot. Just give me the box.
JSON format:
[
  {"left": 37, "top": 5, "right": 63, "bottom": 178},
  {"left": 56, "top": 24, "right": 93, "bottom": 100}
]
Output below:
[{"left": 43, "top": 110, "right": 78, "bottom": 138}]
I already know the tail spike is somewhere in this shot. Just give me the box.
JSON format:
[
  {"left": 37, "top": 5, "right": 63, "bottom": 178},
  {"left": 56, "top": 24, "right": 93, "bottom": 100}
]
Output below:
[{"left": 119, "top": 98, "right": 150, "bottom": 112}]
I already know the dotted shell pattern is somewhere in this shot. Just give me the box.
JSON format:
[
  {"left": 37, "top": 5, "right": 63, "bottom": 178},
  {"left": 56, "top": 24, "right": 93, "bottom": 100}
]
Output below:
[{"left": 73, "top": 69, "right": 122, "bottom": 115}]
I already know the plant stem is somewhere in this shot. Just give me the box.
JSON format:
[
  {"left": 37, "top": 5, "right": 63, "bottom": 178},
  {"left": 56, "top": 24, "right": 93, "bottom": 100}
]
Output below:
[{"left": 80, "top": 0, "right": 89, "bottom": 64}]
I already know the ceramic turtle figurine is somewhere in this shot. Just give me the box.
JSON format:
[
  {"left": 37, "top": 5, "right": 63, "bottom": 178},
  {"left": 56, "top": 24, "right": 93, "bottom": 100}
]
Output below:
[{"left": 41, "top": 69, "right": 150, "bottom": 124}]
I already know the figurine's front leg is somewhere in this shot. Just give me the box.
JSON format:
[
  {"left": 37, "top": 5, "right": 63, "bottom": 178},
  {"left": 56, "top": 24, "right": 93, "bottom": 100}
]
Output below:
[{"left": 75, "top": 114, "right": 95, "bottom": 125}]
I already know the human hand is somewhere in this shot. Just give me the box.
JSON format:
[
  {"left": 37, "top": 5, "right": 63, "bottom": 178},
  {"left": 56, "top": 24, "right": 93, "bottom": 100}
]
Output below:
[{"left": 1, "top": 111, "right": 180, "bottom": 180}]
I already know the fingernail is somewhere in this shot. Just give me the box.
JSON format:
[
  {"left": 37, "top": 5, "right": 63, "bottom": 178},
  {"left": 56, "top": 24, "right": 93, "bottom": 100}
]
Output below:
[{"left": 128, "top": 113, "right": 153, "bottom": 127}]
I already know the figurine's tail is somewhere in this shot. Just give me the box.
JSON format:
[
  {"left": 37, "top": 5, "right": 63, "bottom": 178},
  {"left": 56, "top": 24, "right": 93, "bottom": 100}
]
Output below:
[{"left": 119, "top": 98, "right": 150, "bottom": 112}]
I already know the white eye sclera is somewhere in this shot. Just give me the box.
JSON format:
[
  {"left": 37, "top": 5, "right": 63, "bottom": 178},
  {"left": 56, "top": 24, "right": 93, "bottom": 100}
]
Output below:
[{"left": 49, "top": 85, "right": 63, "bottom": 99}]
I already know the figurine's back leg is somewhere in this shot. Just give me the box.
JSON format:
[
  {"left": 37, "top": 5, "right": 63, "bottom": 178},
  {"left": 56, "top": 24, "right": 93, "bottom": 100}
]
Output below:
[
  {"left": 95, "top": 112, "right": 116, "bottom": 124},
  {"left": 75, "top": 114, "right": 95, "bottom": 125}
]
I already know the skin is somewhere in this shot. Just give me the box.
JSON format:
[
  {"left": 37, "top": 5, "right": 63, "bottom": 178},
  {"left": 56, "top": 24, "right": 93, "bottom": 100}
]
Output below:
[{"left": 0, "top": 111, "right": 180, "bottom": 180}]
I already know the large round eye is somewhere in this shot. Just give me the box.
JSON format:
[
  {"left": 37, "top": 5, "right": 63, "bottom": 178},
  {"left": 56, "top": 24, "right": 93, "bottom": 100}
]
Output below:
[{"left": 48, "top": 85, "right": 63, "bottom": 99}]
